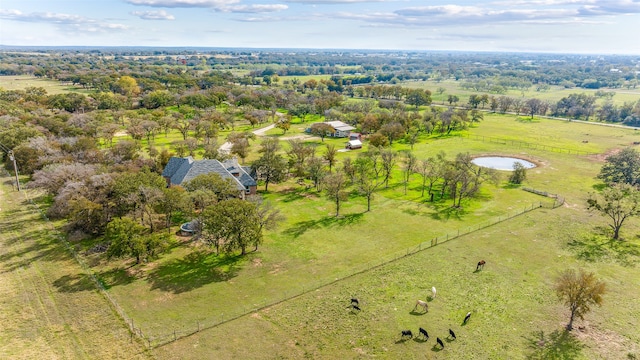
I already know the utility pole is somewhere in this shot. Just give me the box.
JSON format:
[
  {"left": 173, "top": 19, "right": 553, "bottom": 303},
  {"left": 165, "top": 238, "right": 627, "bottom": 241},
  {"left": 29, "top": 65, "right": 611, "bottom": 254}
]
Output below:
[{"left": 8, "top": 150, "right": 21, "bottom": 191}]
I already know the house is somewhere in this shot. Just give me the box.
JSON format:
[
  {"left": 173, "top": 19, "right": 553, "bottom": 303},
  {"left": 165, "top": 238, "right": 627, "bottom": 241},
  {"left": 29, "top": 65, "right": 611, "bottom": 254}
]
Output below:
[
  {"left": 161, "top": 156, "right": 257, "bottom": 198},
  {"left": 306, "top": 120, "right": 356, "bottom": 138}
]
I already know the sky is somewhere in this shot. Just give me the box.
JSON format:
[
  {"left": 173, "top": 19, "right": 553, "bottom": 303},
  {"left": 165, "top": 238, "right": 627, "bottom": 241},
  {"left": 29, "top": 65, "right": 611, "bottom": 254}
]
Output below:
[{"left": 1, "top": 0, "right": 640, "bottom": 54}]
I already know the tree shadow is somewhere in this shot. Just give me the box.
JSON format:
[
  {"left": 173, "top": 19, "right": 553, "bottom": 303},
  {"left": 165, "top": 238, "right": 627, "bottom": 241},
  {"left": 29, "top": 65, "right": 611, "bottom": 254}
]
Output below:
[
  {"left": 52, "top": 273, "right": 96, "bottom": 292},
  {"left": 567, "top": 230, "right": 640, "bottom": 267},
  {"left": 429, "top": 203, "right": 466, "bottom": 221},
  {"left": 282, "top": 213, "right": 364, "bottom": 238},
  {"left": 96, "top": 267, "right": 136, "bottom": 289},
  {"left": 146, "top": 250, "right": 243, "bottom": 293},
  {"left": 525, "top": 329, "right": 584, "bottom": 360}
]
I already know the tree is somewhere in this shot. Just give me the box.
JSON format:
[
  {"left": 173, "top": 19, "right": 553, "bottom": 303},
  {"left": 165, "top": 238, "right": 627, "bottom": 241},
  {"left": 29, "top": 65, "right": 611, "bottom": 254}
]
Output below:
[
  {"left": 306, "top": 156, "right": 327, "bottom": 191},
  {"left": 354, "top": 151, "right": 383, "bottom": 211},
  {"left": 287, "top": 139, "right": 315, "bottom": 177},
  {"left": 597, "top": 148, "right": 640, "bottom": 186},
  {"left": 158, "top": 187, "right": 192, "bottom": 233},
  {"left": 323, "top": 144, "right": 338, "bottom": 173},
  {"left": 405, "top": 89, "right": 432, "bottom": 109},
  {"left": 201, "top": 199, "right": 262, "bottom": 255},
  {"left": 248, "top": 196, "right": 285, "bottom": 250},
  {"left": 183, "top": 173, "right": 237, "bottom": 202},
  {"left": 380, "top": 149, "right": 397, "bottom": 188},
  {"left": 105, "top": 217, "right": 169, "bottom": 264},
  {"left": 323, "top": 172, "right": 348, "bottom": 217},
  {"left": 587, "top": 183, "right": 640, "bottom": 240},
  {"left": 275, "top": 115, "right": 291, "bottom": 134},
  {"left": 228, "top": 131, "right": 254, "bottom": 164},
  {"left": 251, "top": 138, "right": 287, "bottom": 191},
  {"left": 555, "top": 269, "right": 606, "bottom": 331},
  {"left": 400, "top": 151, "right": 417, "bottom": 195},
  {"left": 509, "top": 162, "right": 527, "bottom": 184},
  {"left": 310, "top": 122, "right": 334, "bottom": 142}
]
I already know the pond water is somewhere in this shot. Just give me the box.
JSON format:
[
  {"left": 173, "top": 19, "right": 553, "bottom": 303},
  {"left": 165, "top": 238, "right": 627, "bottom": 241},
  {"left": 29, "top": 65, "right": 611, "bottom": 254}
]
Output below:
[{"left": 471, "top": 156, "right": 537, "bottom": 171}]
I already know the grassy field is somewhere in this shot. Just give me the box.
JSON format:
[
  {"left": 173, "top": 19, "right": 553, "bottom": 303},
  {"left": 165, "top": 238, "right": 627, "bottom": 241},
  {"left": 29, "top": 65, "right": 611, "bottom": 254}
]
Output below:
[
  {"left": 69, "top": 113, "right": 640, "bottom": 359},
  {"left": 0, "top": 75, "right": 86, "bottom": 95},
  {"left": 0, "top": 175, "right": 150, "bottom": 359},
  {"left": 403, "top": 79, "right": 640, "bottom": 107}
]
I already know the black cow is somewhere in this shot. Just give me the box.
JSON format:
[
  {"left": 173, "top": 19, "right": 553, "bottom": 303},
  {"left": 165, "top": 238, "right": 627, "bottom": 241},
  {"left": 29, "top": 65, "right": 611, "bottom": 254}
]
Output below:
[
  {"left": 350, "top": 298, "right": 359, "bottom": 306},
  {"left": 418, "top": 327, "right": 429, "bottom": 340},
  {"left": 436, "top": 337, "right": 444, "bottom": 349},
  {"left": 449, "top": 329, "right": 456, "bottom": 340},
  {"left": 401, "top": 330, "right": 413, "bottom": 339},
  {"left": 351, "top": 305, "right": 361, "bottom": 312}
]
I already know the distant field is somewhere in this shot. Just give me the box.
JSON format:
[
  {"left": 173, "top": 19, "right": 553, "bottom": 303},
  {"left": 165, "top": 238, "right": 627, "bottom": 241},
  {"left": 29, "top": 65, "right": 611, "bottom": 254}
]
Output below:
[
  {"left": 0, "top": 75, "right": 85, "bottom": 95},
  {"left": 0, "top": 176, "right": 149, "bottom": 359},
  {"left": 403, "top": 79, "right": 640, "bottom": 107}
]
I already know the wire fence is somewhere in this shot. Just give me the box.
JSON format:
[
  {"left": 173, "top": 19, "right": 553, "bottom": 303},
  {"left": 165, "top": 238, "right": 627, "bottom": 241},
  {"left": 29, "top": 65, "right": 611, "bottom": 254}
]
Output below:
[
  {"left": 523, "top": 187, "right": 565, "bottom": 208},
  {"left": 147, "top": 199, "right": 550, "bottom": 348},
  {"left": 3, "top": 169, "right": 559, "bottom": 349},
  {"left": 0, "top": 170, "right": 145, "bottom": 347},
  {"left": 461, "top": 133, "right": 595, "bottom": 156}
]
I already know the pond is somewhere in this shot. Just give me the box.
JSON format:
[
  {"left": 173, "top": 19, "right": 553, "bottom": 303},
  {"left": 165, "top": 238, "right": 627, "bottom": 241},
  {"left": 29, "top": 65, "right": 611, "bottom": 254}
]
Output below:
[{"left": 471, "top": 156, "right": 537, "bottom": 171}]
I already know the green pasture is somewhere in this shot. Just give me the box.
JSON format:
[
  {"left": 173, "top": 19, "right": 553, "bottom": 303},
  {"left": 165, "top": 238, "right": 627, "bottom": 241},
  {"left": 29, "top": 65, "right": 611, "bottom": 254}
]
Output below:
[
  {"left": 0, "top": 75, "right": 86, "bottom": 95},
  {"left": 79, "top": 113, "right": 640, "bottom": 359},
  {"left": 403, "top": 79, "right": 640, "bottom": 107},
  {"left": 154, "top": 206, "right": 640, "bottom": 359},
  {"left": 0, "top": 176, "right": 149, "bottom": 359}
]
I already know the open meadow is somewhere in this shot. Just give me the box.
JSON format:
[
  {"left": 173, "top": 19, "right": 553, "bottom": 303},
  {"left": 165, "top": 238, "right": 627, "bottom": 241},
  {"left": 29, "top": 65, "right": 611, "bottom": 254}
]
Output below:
[
  {"left": 79, "top": 114, "right": 640, "bottom": 358},
  {"left": 0, "top": 75, "right": 86, "bottom": 95}
]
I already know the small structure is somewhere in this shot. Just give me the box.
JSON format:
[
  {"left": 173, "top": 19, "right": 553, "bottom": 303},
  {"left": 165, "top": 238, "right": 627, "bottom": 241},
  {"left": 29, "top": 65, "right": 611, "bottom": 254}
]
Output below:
[
  {"left": 345, "top": 139, "right": 362, "bottom": 150},
  {"left": 162, "top": 156, "right": 257, "bottom": 198},
  {"left": 349, "top": 133, "right": 362, "bottom": 141}
]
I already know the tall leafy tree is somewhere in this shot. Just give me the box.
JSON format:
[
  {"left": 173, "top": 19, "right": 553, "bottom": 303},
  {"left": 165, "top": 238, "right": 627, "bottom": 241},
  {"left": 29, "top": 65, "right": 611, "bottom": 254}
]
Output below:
[
  {"left": 201, "top": 199, "right": 262, "bottom": 255},
  {"left": 587, "top": 183, "right": 640, "bottom": 240},
  {"left": 597, "top": 148, "right": 640, "bottom": 186},
  {"left": 252, "top": 138, "right": 288, "bottom": 191}
]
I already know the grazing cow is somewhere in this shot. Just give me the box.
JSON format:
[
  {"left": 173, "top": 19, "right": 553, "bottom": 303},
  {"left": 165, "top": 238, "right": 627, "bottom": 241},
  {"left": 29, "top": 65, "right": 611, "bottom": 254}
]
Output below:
[
  {"left": 419, "top": 327, "right": 429, "bottom": 340},
  {"left": 431, "top": 286, "right": 437, "bottom": 299},
  {"left": 350, "top": 298, "right": 359, "bottom": 306},
  {"left": 351, "top": 305, "right": 361, "bottom": 312},
  {"left": 476, "top": 260, "right": 486, "bottom": 271},
  {"left": 413, "top": 300, "right": 428, "bottom": 313},
  {"left": 401, "top": 330, "right": 413, "bottom": 339},
  {"left": 436, "top": 337, "right": 444, "bottom": 349},
  {"left": 449, "top": 329, "right": 456, "bottom": 340},
  {"left": 463, "top": 312, "right": 472, "bottom": 324}
]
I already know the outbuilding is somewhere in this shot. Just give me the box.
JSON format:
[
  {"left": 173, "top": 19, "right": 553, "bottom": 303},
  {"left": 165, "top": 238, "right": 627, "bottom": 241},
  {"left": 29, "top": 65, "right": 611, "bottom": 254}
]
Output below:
[{"left": 346, "top": 139, "right": 362, "bottom": 150}]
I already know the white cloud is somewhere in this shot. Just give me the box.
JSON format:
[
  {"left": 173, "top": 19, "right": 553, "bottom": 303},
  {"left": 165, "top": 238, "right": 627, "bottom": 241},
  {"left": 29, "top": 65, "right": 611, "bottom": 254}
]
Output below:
[
  {"left": 0, "top": 9, "right": 129, "bottom": 32},
  {"left": 284, "top": 0, "right": 387, "bottom": 3},
  {"left": 219, "top": 4, "right": 288, "bottom": 13},
  {"left": 131, "top": 10, "right": 176, "bottom": 20},
  {"left": 125, "top": 0, "right": 240, "bottom": 7}
]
